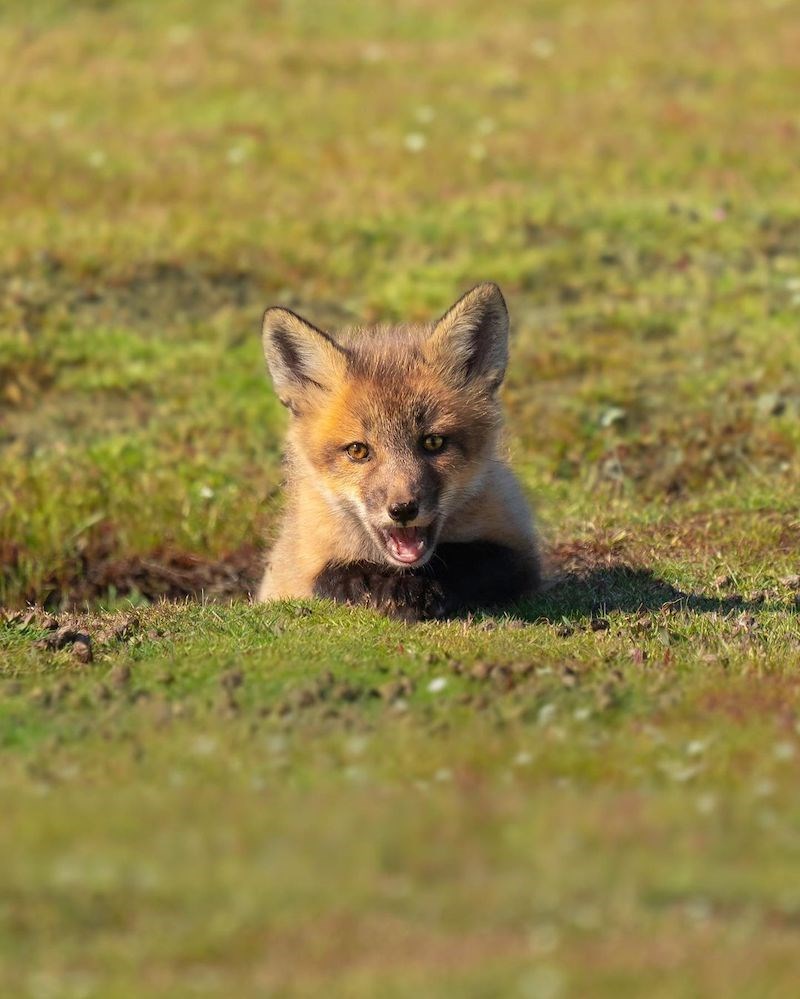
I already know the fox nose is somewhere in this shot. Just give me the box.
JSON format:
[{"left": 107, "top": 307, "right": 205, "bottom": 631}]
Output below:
[{"left": 388, "top": 500, "right": 419, "bottom": 525}]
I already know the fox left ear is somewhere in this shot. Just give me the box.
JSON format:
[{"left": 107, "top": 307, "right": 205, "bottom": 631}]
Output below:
[
  {"left": 426, "top": 283, "right": 509, "bottom": 392},
  {"left": 262, "top": 306, "right": 347, "bottom": 413}
]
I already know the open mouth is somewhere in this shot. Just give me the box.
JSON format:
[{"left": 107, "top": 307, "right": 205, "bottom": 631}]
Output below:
[{"left": 380, "top": 525, "right": 433, "bottom": 566}]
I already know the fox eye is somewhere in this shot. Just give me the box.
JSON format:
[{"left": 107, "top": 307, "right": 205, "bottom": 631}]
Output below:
[
  {"left": 345, "top": 441, "right": 370, "bottom": 462},
  {"left": 421, "top": 434, "right": 446, "bottom": 453}
]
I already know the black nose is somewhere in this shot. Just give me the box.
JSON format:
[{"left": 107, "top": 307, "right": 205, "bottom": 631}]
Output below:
[{"left": 388, "top": 500, "right": 419, "bottom": 525}]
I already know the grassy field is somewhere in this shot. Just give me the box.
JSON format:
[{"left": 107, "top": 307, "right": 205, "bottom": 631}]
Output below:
[{"left": 2, "top": 0, "right": 800, "bottom": 994}]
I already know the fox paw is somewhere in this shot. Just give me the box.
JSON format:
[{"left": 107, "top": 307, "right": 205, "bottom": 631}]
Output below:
[
  {"left": 369, "top": 573, "right": 448, "bottom": 621},
  {"left": 313, "top": 563, "right": 447, "bottom": 621}
]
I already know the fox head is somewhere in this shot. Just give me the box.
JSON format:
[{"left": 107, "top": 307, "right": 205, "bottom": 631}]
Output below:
[{"left": 262, "top": 283, "right": 510, "bottom": 569}]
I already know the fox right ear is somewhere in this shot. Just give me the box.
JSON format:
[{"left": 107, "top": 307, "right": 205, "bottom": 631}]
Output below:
[
  {"left": 262, "top": 307, "right": 347, "bottom": 411},
  {"left": 426, "top": 283, "right": 510, "bottom": 393}
]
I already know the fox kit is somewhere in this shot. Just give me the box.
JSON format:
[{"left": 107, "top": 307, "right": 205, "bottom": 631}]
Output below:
[{"left": 258, "top": 283, "right": 540, "bottom": 620}]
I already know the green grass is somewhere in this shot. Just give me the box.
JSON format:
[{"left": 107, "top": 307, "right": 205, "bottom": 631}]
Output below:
[{"left": 2, "top": 0, "right": 800, "bottom": 994}]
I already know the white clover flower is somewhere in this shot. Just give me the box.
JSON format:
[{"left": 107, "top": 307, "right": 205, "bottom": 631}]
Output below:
[
  {"left": 404, "top": 132, "right": 427, "bottom": 153},
  {"left": 191, "top": 735, "right": 217, "bottom": 757},
  {"left": 531, "top": 37, "right": 555, "bottom": 59},
  {"left": 361, "top": 43, "right": 386, "bottom": 63},
  {"left": 753, "top": 777, "right": 775, "bottom": 798},
  {"left": 345, "top": 735, "right": 368, "bottom": 757},
  {"left": 538, "top": 703, "right": 556, "bottom": 725},
  {"left": 696, "top": 793, "right": 717, "bottom": 815}
]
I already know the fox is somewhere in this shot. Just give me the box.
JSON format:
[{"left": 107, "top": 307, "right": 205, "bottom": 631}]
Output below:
[{"left": 258, "top": 282, "right": 541, "bottom": 621}]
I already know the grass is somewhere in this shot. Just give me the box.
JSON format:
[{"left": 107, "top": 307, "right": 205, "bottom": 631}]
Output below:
[{"left": 2, "top": 0, "right": 800, "bottom": 994}]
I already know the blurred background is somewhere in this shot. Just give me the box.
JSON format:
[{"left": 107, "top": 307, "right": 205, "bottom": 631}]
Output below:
[
  {"left": 4, "top": 5, "right": 800, "bottom": 997},
  {"left": 1, "top": 0, "right": 798, "bottom": 604}
]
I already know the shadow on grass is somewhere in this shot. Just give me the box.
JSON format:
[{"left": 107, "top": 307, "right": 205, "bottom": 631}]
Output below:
[{"left": 517, "top": 564, "right": 778, "bottom": 624}]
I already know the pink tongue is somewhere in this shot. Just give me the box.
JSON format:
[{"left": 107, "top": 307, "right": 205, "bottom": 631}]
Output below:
[{"left": 389, "top": 527, "right": 425, "bottom": 561}]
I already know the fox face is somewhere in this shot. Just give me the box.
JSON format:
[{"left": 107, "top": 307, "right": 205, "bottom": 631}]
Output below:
[{"left": 262, "top": 283, "right": 510, "bottom": 570}]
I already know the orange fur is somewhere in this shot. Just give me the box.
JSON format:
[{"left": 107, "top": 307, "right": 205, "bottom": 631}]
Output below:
[{"left": 258, "top": 284, "right": 539, "bottom": 603}]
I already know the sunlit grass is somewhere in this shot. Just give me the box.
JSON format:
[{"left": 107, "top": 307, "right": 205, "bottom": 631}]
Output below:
[{"left": 2, "top": 0, "right": 800, "bottom": 994}]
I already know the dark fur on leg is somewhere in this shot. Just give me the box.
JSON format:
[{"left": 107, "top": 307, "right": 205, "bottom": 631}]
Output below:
[
  {"left": 313, "top": 561, "right": 447, "bottom": 621},
  {"left": 313, "top": 541, "right": 538, "bottom": 620}
]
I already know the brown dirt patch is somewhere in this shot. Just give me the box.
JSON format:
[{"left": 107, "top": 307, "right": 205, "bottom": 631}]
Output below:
[
  {"left": 592, "top": 400, "right": 796, "bottom": 499},
  {"left": 632, "top": 508, "right": 800, "bottom": 563},
  {"left": 2, "top": 257, "right": 262, "bottom": 338},
  {"left": 546, "top": 535, "right": 634, "bottom": 580},
  {"left": 19, "top": 533, "right": 264, "bottom": 610},
  {"left": 255, "top": 912, "right": 529, "bottom": 983},
  {"left": 697, "top": 674, "right": 800, "bottom": 725}
]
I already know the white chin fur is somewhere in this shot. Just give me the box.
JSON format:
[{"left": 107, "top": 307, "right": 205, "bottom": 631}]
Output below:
[{"left": 384, "top": 546, "right": 434, "bottom": 569}]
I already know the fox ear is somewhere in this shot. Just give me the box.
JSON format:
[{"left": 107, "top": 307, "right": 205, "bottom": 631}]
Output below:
[
  {"left": 262, "top": 307, "right": 347, "bottom": 411},
  {"left": 426, "top": 283, "right": 509, "bottom": 391}
]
